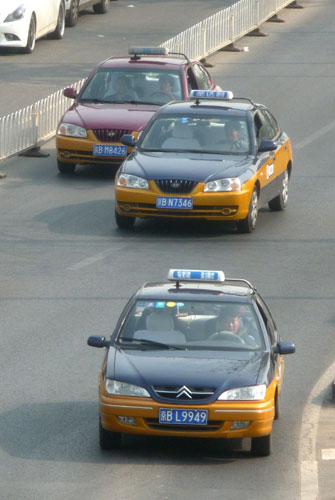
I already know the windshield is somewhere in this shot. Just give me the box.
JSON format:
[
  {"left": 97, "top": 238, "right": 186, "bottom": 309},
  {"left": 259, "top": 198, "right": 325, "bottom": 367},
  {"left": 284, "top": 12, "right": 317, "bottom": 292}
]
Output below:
[
  {"left": 140, "top": 115, "right": 251, "bottom": 154},
  {"left": 117, "top": 300, "right": 264, "bottom": 350},
  {"left": 80, "top": 68, "right": 183, "bottom": 105}
]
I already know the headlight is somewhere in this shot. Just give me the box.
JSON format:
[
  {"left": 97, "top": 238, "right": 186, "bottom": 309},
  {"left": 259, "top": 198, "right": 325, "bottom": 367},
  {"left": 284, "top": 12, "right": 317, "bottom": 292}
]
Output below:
[
  {"left": 105, "top": 379, "right": 150, "bottom": 397},
  {"left": 218, "top": 384, "right": 266, "bottom": 401},
  {"left": 57, "top": 123, "right": 87, "bottom": 138},
  {"left": 4, "top": 5, "right": 26, "bottom": 22},
  {"left": 204, "top": 178, "right": 241, "bottom": 192},
  {"left": 117, "top": 174, "right": 149, "bottom": 190}
]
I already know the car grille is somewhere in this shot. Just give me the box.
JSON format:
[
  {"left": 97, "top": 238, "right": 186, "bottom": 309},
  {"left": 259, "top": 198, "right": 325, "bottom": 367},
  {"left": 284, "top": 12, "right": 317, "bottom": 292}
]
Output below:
[
  {"left": 153, "top": 385, "right": 215, "bottom": 401},
  {"left": 144, "top": 419, "right": 221, "bottom": 432},
  {"left": 93, "top": 129, "right": 133, "bottom": 142},
  {"left": 155, "top": 179, "right": 198, "bottom": 194}
]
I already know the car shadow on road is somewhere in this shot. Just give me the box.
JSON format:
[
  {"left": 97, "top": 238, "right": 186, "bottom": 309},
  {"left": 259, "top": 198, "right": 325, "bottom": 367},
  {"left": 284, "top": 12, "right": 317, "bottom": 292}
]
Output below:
[{"left": 0, "top": 401, "right": 252, "bottom": 464}]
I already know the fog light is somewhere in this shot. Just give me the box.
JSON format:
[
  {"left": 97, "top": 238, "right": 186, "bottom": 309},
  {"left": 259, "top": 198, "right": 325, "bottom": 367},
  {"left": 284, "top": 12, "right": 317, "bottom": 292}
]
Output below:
[
  {"left": 222, "top": 208, "right": 231, "bottom": 215},
  {"left": 230, "top": 420, "right": 250, "bottom": 430},
  {"left": 117, "top": 416, "right": 136, "bottom": 426},
  {"left": 62, "top": 152, "right": 71, "bottom": 159},
  {"left": 5, "top": 34, "right": 20, "bottom": 41},
  {"left": 121, "top": 204, "right": 131, "bottom": 212}
]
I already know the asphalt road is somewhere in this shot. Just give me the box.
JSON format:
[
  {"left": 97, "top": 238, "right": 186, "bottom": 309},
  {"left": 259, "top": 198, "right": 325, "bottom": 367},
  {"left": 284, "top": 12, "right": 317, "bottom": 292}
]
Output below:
[
  {"left": 0, "top": 0, "right": 236, "bottom": 116},
  {"left": 1, "top": 1, "right": 335, "bottom": 499}
]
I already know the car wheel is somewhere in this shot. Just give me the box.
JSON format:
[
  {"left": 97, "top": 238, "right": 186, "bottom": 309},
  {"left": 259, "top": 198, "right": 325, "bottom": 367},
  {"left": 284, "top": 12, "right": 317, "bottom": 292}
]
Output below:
[
  {"left": 93, "top": 0, "right": 109, "bottom": 14},
  {"left": 268, "top": 169, "right": 289, "bottom": 211},
  {"left": 66, "top": 0, "right": 79, "bottom": 27},
  {"left": 57, "top": 159, "right": 76, "bottom": 174},
  {"left": 49, "top": 1, "right": 65, "bottom": 39},
  {"left": 237, "top": 187, "right": 258, "bottom": 233},
  {"left": 99, "top": 418, "right": 122, "bottom": 450},
  {"left": 115, "top": 209, "right": 135, "bottom": 229},
  {"left": 251, "top": 434, "right": 271, "bottom": 457},
  {"left": 21, "top": 16, "right": 36, "bottom": 54}
]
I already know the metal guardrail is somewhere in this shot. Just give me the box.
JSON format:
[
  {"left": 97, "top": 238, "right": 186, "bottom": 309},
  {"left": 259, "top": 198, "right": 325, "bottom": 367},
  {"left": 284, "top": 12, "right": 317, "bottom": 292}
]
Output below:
[{"left": 0, "top": 0, "right": 297, "bottom": 162}]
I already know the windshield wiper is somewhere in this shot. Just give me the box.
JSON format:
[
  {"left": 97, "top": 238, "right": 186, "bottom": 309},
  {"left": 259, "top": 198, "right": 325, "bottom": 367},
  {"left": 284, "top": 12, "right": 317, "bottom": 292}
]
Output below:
[
  {"left": 79, "top": 98, "right": 114, "bottom": 104},
  {"left": 118, "top": 336, "right": 185, "bottom": 350}
]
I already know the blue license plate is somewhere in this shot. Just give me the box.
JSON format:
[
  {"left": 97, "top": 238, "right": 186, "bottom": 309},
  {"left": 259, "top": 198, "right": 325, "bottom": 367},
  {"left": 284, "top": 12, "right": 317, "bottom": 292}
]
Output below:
[
  {"left": 156, "top": 197, "right": 193, "bottom": 209},
  {"left": 159, "top": 408, "right": 208, "bottom": 425},
  {"left": 93, "top": 145, "right": 127, "bottom": 157}
]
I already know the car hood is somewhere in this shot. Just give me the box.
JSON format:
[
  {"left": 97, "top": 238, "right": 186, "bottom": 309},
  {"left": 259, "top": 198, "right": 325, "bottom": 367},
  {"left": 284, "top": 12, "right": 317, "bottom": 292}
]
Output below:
[
  {"left": 122, "top": 151, "right": 253, "bottom": 182},
  {"left": 107, "top": 347, "right": 268, "bottom": 401},
  {"left": 61, "top": 102, "right": 159, "bottom": 131}
]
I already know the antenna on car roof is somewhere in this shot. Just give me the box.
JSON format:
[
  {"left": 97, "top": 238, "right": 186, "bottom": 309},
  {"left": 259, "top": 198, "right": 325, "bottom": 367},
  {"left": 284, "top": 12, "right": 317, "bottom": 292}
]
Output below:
[{"left": 168, "top": 52, "right": 191, "bottom": 64}]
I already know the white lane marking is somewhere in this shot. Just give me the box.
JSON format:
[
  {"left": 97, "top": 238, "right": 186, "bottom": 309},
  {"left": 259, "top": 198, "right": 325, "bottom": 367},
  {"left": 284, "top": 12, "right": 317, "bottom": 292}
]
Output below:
[
  {"left": 321, "top": 449, "right": 335, "bottom": 460},
  {"left": 295, "top": 120, "right": 335, "bottom": 150},
  {"left": 67, "top": 248, "right": 121, "bottom": 270},
  {"left": 300, "top": 361, "right": 335, "bottom": 500}
]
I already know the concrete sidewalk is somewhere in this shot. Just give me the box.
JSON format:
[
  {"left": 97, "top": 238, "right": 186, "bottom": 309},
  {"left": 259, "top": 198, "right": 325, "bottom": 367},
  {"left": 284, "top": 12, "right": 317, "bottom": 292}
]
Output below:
[{"left": 317, "top": 384, "right": 335, "bottom": 499}]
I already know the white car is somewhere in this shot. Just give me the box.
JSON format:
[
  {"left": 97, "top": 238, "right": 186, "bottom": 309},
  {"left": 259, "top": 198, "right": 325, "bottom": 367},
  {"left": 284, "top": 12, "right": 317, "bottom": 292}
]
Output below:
[
  {"left": 0, "top": 1, "right": 65, "bottom": 53},
  {"left": 65, "top": 0, "right": 111, "bottom": 27}
]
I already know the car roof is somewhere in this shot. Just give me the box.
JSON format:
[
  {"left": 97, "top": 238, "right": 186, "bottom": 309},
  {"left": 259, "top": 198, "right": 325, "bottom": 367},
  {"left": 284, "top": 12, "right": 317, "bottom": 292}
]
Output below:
[
  {"left": 157, "top": 99, "right": 255, "bottom": 116},
  {"left": 98, "top": 55, "right": 189, "bottom": 70},
  {"left": 134, "top": 281, "right": 256, "bottom": 303}
]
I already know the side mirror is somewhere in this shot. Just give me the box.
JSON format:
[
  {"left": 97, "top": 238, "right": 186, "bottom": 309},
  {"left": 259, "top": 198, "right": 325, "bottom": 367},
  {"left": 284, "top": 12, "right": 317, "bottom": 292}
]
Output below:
[
  {"left": 273, "top": 342, "right": 295, "bottom": 355},
  {"left": 87, "top": 336, "right": 110, "bottom": 348},
  {"left": 63, "top": 87, "right": 78, "bottom": 99},
  {"left": 258, "top": 140, "right": 277, "bottom": 153},
  {"left": 121, "top": 134, "right": 137, "bottom": 148}
]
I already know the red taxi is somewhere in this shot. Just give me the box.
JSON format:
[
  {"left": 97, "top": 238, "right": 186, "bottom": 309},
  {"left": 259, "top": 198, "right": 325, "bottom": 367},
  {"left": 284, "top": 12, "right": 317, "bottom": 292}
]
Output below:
[{"left": 56, "top": 47, "right": 221, "bottom": 174}]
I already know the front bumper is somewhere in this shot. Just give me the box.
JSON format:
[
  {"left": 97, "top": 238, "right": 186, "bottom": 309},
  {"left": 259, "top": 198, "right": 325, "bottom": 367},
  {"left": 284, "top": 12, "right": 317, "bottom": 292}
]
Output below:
[
  {"left": 56, "top": 130, "right": 137, "bottom": 166},
  {"left": 99, "top": 377, "right": 275, "bottom": 440},
  {"left": 0, "top": 18, "right": 29, "bottom": 48},
  {"left": 115, "top": 179, "right": 255, "bottom": 222}
]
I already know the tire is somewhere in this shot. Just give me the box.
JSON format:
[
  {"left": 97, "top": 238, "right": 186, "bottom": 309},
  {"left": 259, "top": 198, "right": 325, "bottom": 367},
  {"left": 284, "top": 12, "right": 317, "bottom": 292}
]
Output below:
[
  {"left": 251, "top": 434, "right": 271, "bottom": 457},
  {"left": 93, "top": 0, "right": 109, "bottom": 14},
  {"left": 57, "top": 159, "right": 76, "bottom": 174},
  {"left": 21, "top": 16, "right": 36, "bottom": 53},
  {"left": 268, "top": 169, "right": 289, "bottom": 211},
  {"left": 115, "top": 209, "right": 135, "bottom": 229},
  {"left": 65, "top": 0, "right": 79, "bottom": 27},
  {"left": 49, "top": 1, "right": 65, "bottom": 39},
  {"left": 99, "top": 418, "right": 122, "bottom": 450},
  {"left": 237, "top": 187, "right": 258, "bottom": 233}
]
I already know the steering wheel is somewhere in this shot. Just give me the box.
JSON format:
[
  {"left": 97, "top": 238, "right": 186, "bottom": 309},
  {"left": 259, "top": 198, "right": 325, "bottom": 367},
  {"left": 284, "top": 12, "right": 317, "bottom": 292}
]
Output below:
[
  {"left": 208, "top": 331, "right": 245, "bottom": 344},
  {"left": 151, "top": 91, "right": 171, "bottom": 97}
]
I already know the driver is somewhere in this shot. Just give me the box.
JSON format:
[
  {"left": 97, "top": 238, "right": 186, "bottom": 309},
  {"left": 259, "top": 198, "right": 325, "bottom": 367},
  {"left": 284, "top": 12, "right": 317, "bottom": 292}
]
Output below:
[
  {"left": 212, "top": 306, "right": 258, "bottom": 346},
  {"left": 158, "top": 75, "right": 177, "bottom": 100}
]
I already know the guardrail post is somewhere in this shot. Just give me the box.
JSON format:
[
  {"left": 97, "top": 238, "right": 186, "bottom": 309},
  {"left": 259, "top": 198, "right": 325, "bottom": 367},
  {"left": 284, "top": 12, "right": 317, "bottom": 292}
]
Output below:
[{"left": 19, "top": 104, "right": 49, "bottom": 158}]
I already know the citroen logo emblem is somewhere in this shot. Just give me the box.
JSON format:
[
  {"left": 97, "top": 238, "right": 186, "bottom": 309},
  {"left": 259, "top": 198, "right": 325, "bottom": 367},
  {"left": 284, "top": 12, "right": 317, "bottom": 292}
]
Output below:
[
  {"left": 170, "top": 180, "right": 180, "bottom": 188},
  {"left": 107, "top": 131, "right": 115, "bottom": 138},
  {"left": 176, "top": 385, "right": 192, "bottom": 399}
]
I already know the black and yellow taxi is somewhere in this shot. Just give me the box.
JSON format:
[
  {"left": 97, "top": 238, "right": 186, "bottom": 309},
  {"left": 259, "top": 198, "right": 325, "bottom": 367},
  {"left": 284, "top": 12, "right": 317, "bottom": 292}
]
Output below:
[
  {"left": 115, "top": 90, "right": 293, "bottom": 232},
  {"left": 88, "top": 269, "right": 295, "bottom": 456}
]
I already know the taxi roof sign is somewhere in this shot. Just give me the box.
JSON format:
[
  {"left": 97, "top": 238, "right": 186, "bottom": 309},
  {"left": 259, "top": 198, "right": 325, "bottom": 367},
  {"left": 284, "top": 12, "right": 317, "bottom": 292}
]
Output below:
[
  {"left": 129, "top": 47, "right": 169, "bottom": 57},
  {"left": 190, "top": 90, "right": 234, "bottom": 100},
  {"left": 168, "top": 269, "right": 225, "bottom": 283}
]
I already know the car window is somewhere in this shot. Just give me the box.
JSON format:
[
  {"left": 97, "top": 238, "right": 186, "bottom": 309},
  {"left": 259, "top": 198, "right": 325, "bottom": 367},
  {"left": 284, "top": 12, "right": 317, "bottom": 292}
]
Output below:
[
  {"left": 80, "top": 68, "right": 183, "bottom": 104},
  {"left": 256, "top": 297, "right": 278, "bottom": 346},
  {"left": 118, "top": 300, "right": 265, "bottom": 350},
  {"left": 193, "top": 63, "right": 212, "bottom": 89},
  {"left": 140, "top": 114, "right": 251, "bottom": 154},
  {"left": 256, "top": 110, "right": 277, "bottom": 141}
]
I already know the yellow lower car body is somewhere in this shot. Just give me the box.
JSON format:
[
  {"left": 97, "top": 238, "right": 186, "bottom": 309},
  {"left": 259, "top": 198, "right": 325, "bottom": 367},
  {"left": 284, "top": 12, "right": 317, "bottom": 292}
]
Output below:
[
  {"left": 56, "top": 130, "right": 137, "bottom": 166},
  {"left": 99, "top": 373, "right": 279, "bottom": 440},
  {"left": 115, "top": 178, "right": 256, "bottom": 222}
]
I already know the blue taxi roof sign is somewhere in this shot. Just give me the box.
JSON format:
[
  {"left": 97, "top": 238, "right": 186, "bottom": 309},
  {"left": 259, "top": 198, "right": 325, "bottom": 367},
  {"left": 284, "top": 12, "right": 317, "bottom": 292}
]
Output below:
[
  {"left": 168, "top": 269, "right": 225, "bottom": 283},
  {"left": 190, "top": 90, "right": 234, "bottom": 100},
  {"left": 129, "top": 47, "right": 169, "bottom": 56}
]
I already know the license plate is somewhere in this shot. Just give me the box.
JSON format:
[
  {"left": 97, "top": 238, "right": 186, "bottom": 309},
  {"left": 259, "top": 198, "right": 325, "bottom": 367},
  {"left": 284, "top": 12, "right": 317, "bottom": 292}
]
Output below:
[
  {"left": 93, "top": 145, "right": 127, "bottom": 157},
  {"left": 156, "top": 197, "right": 193, "bottom": 209},
  {"left": 159, "top": 408, "right": 208, "bottom": 425}
]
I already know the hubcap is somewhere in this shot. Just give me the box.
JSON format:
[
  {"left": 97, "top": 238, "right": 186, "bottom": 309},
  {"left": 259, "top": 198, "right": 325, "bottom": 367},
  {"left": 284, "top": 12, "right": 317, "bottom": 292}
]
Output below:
[
  {"left": 282, "top": 171, "right": 289, "bottom": 205},
  {"left": 250, "top": 190, "right": 258, "bottom": 227}
]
